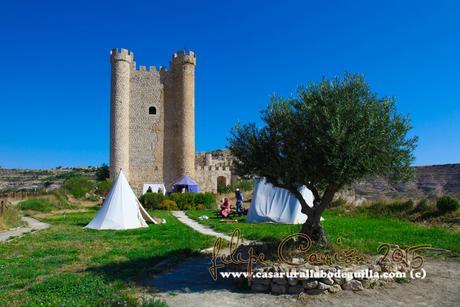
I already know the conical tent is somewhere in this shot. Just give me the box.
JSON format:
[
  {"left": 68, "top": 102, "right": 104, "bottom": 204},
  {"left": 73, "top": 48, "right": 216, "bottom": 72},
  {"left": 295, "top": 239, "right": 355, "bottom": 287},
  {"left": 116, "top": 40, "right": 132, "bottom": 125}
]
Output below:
[{"left": 85, "top": 170, "right": 159, "bottom": 230}]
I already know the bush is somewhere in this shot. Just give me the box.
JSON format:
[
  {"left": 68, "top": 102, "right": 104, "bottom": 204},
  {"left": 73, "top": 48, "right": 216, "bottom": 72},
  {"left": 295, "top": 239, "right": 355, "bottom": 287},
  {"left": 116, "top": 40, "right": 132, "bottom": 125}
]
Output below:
[
  {"left": 414, "top": 198, "right": 430, "bottom": 213},
  {"left": 18, "top": 198, "right": 53, "bottom": 212},
  {"left": 96, "top": 179, "right": 113, "bottom": 196},
  {"left": 158, "top": 200, "right": 178, "bottom": 210},
  {"left": 196, "top": 204, "right": 205, "bottom": 210},
  {"left": 194, "top": 192, "right": 217, "bottom": 209},
  {"left": 139, "top": 192, "right": 165, "bottom": 210},
  {"left": 63, "top": 176, "right": 95, "bottom": 198},
  {"left": 217, "top": 179, "right": 254, "bottom": 194},
  {"left": 168, "top": 193, "right": 196, "bottom": 210},
  {"left": 436, "top": 196, "right": 460, "bottom": 214}
]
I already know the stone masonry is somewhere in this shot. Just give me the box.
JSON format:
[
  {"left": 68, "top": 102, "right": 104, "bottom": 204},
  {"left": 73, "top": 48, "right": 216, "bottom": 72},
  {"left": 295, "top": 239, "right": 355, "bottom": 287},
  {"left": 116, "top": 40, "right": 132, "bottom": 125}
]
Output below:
[
  {"left": 110, "top": 48, "right": 196, "bottom": 193},
  {"left": 110, "top": 49, "right": 236, "bottom": 194}
]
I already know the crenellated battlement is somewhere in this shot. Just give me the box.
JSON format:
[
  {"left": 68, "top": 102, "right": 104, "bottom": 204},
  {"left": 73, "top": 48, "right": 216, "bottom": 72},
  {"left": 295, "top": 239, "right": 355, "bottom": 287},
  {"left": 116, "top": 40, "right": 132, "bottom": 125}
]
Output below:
[
  {"left": 110, "top": 48, "right": 134, "bottom": 63},
  {"left": 171, "top": 50, "right": 196, "bottom": 66}
]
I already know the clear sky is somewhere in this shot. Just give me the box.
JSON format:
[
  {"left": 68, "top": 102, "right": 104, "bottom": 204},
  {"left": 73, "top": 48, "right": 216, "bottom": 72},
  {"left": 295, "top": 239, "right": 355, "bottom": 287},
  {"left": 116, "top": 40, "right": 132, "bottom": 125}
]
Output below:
[{"left": 0, "top": 0, "right": 459, "bottom": 169}]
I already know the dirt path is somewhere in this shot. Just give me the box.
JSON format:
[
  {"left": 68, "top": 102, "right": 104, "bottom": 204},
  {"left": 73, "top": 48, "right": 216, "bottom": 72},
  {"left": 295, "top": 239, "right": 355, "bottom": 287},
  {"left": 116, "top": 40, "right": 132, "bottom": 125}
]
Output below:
[
  {"left": 0, "top": 216, "right": 49, "bottom": 242},
  {"left": 172, "top": 211, "right": 237, "bottom": 242},
  {"left": 152, "top": 258, "right": 460, "bottom": 307}
]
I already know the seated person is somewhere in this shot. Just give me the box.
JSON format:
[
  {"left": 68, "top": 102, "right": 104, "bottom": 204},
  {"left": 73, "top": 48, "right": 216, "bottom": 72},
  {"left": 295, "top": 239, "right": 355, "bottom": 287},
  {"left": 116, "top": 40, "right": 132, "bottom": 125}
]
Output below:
[{"left": 219, "top": 197, "right": 231, "bottom": 217}]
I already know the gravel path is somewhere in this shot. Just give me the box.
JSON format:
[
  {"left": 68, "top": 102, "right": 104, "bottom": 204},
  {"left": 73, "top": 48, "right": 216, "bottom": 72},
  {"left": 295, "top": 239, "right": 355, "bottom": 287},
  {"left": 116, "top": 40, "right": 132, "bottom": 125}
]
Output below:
[
  {"left": 0, "top": 216, "right": 50, "bottom": 242},
  {"left": 171, "top": 211, "right": 235, "bottom": 242}
]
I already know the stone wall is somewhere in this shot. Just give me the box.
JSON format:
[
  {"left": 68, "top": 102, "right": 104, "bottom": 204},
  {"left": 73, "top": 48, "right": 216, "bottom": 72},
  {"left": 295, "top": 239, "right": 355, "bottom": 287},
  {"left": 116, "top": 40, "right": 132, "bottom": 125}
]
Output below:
[
  {"left": 109, "top": 49, "right": 197, "bottom": 194},
  {"left": 128, "top": 67, "right": 164, "bottom": 193}
]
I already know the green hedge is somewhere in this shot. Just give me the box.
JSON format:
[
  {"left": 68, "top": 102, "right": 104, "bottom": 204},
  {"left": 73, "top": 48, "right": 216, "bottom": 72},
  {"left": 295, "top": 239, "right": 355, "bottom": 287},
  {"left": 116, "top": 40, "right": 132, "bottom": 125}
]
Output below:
[{"left": 139, "top": 192, "right": 216, "bottom": 210}]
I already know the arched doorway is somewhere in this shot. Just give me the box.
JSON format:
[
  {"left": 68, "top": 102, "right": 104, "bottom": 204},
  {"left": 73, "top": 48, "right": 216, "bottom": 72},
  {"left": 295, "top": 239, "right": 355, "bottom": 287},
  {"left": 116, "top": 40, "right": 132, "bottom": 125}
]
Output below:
[{"left": 217, "top": 176, "right": 227, "bottom": 193}]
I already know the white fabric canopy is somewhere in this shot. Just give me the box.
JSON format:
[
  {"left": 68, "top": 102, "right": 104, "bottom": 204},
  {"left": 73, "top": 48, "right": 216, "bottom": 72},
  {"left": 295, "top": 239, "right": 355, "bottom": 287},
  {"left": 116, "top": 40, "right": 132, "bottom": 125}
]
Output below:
[
  {"left": 85, "top": 170, "right": 158, "bottom": 230},
  {"left": 246, "top": 177, "right": 315, "bottom": 224},
  {"left": 142, "top": 183, "right": 166, "bottom": 195}
]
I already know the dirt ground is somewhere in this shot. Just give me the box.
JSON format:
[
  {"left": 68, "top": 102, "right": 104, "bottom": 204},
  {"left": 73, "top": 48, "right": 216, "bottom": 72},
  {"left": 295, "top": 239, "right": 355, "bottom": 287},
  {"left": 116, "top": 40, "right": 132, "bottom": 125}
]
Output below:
[{"left": 153, "top": 258, "right": 460, "bottom": 307}]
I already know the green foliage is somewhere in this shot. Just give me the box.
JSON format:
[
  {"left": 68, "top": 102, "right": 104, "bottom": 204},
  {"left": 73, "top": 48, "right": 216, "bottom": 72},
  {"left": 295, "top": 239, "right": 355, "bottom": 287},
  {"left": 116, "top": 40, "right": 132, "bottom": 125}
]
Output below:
[
  {"left": 18, "top": 198, "right": 53, "bottom": 212},
  {"left": 358, "top": 199, "right": 414, "bottom": 217},
  {"left": 63, "top": 176, "right": 95, "bottom": 198},
  {"left": 436, "top": 196, "right": 460, "bottom": 214},
  {"left": 139, "top": 192, "right": 165, "bottom": 210},
  {"left": 217, "top": 179, "right": 254, "bottom": 194},
  {"left": 140, "top": 192, "right": 216, "bottom": 210},
  {"left": 414, "top": 198, "right": 430, "bottom": 213},
  {"left": 158, "top": 200, "right": 179, "bottom": 210},
  {"left": 229, "top": 73, "right": 417, "bottom": 205},
  {"left": 193, "top": 192, "right": 217, "bottom": 209},
  {"left": 96, "top": 179, "right": 113, "bottom": 196},
  {"left": 95, "top": 163, "right": 110, "bottom": 181},
  {"left": 85, "top": 194, "right": 100, "bottom": 202}
]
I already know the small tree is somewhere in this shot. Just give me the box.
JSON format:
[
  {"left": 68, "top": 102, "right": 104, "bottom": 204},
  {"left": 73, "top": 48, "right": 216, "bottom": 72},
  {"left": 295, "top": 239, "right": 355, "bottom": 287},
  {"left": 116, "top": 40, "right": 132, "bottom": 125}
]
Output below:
[{"left": 229, "top": 74, "right": 417, "bottom": 243}]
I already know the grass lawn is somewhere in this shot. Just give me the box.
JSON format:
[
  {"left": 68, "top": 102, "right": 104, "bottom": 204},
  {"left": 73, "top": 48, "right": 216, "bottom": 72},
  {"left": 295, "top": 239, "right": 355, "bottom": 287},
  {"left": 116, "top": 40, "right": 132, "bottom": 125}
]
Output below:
[
  {"left": 0, "top": 210, "right": 214, "bottom": 306},
  {"left": 186, "top": 209, "right": 460, "bottom": 255}
]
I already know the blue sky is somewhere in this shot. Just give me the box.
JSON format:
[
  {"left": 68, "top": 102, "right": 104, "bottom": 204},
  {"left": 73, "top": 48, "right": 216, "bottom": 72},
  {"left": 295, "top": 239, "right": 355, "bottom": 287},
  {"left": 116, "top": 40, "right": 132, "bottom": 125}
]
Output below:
[{"left": 0, "top": 0, "right": 459, "bottom": 169}]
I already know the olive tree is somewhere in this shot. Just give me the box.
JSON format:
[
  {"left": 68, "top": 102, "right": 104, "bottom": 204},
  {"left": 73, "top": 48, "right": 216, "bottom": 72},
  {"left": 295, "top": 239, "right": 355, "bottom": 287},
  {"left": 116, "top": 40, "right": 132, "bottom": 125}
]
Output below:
[{"left": 228, "top": 74, "right": 417, "bottom": 243}]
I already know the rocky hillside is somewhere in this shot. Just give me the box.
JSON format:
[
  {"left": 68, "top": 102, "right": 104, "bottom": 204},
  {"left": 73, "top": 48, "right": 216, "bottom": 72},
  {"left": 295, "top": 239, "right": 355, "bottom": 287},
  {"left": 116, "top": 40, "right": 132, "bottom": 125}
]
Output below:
[
  {"left": 0, "top": 167, "right": 97, "bottom": 192},
  {"left": 342, "top": 164, "right": 460, "bottom": 202}
]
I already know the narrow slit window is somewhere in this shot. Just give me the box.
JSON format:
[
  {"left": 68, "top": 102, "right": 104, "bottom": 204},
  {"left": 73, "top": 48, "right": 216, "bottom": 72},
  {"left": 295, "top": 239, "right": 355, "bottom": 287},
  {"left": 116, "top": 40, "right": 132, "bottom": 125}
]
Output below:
[{"left": 149, "top": 106, "right": 157, "bottom": 115}]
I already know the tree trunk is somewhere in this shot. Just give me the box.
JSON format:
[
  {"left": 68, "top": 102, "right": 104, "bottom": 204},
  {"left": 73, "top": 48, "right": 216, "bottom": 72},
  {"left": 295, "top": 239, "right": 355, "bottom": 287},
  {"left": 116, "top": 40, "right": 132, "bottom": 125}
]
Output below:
[
  {"left": 298, "top": 186, "right": 337, "bottom": 245},
  {"left": 300, "top": 209, "right": 326, "bottom": 244}
]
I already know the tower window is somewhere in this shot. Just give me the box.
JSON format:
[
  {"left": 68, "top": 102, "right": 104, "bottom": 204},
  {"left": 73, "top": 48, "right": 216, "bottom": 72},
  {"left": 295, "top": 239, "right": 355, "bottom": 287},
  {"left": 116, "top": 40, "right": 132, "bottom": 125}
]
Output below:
[{"left": 149, "top": 106, "right": 157, "bottom": 115}]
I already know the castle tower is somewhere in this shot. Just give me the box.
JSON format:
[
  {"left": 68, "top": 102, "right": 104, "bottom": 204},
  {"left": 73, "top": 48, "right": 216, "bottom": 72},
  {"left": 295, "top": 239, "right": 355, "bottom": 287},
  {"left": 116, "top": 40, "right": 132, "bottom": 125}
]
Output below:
[
  {"left": 109, "top": 48, "right": 133, "bottom": 180},
  {"left": 164, "top": 51, "right": 196, "bottom": 183}
]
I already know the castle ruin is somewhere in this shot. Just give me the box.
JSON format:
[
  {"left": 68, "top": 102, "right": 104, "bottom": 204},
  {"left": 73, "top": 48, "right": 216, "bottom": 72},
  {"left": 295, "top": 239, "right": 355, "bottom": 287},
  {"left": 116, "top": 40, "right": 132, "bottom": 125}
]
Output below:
[{"left": 109, "top": 48, "right": 233, "bottom": 194}]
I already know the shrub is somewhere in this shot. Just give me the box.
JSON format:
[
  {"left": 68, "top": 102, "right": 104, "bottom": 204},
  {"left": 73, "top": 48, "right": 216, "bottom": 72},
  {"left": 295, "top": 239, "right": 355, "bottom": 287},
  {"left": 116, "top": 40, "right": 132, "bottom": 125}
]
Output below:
[
  {"left": 436, "top": 196, "right": 460, "bottom": 214},
  {"left": 387, "top": 199, "right": 414, "bottom": 214},
  {"left": 139, "top": 192, "right": 165, "bottom": 210},
  {"left": 196, "top": 204, "right": 205, "bottom": 210},
  {"left": 168, "top": 193, "right": 195, "bottom": 209},
  {"left": 96, "top": 179, "right": 113, "bottom": 196},
  {"left": 414, "top": 198, "right": 430, "bottom": 213},
  {"left": 158, "top": 200, "right": 178, "bottom": 210},
  {"left": 217, "top": 179, "right": 254, "bottom": 194},
  {"left": 63, "top": 176, "right": 95, "bottom": 198},
  {"left": 194, "top": 192, "right": 217, "bottom": 209},
  {"left": 18, "top": 198, "right": 53, "bottom": 212}
]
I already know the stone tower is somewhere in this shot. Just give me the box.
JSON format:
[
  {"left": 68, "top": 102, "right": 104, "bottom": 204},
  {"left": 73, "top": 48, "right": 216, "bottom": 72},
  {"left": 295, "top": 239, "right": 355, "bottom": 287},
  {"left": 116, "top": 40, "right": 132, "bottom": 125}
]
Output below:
[{"left": 109, "top": 48, "right": 196, "bottom": 193}]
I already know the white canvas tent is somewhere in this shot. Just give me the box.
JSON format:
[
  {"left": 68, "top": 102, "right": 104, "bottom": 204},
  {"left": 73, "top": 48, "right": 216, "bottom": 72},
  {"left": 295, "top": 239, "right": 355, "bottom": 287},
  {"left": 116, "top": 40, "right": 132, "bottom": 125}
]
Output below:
[
  {"left": 85, "top": 170, "right": 160, "bottom": 230},
  {"left": 246, "top": 177, "right": 315, "bottom": 224},
  {"left": 142, "top": 183, "right": 166, "bottom": 195}
]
